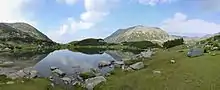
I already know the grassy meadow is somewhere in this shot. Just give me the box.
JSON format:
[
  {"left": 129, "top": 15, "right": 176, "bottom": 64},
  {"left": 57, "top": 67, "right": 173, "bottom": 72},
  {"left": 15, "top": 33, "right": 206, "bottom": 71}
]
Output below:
[{"left": 1, "top": 46, "right": 220, "bottom": 90}]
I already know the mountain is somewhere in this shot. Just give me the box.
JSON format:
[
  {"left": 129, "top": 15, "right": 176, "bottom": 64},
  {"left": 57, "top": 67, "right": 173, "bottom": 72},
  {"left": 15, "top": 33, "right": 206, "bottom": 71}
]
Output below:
[
  {"left": 104, "top": 25, "right": 173, "bottom": 44},
  {"left": 4, "top": 23, "right": 51, "bottom": 41},
  {"left": 0, "top": 22, "right": 54, "bottom": 49}
]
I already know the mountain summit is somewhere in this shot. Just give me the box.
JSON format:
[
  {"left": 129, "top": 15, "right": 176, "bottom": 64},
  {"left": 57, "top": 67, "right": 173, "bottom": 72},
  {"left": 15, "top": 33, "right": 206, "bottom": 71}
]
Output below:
[{"left": 104, "top": 25, "right": 171, "bottom": 43}]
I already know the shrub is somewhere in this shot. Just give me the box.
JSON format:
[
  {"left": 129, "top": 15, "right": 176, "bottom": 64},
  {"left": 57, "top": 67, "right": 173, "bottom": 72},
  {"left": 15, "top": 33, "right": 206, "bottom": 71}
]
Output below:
[{"left": 163, "top": 38, "right": 184, "bottom": 49}]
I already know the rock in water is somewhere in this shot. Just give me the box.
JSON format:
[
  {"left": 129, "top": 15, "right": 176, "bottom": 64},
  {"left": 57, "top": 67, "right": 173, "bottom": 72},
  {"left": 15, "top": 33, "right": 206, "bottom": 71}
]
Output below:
[
  {"left": 98, "top": 61, "right": 111, "bottom": 67},
  {"left": 129, "top": 62, "right": 144, "bottom": 70},
  {"left": 50, "top": 66, "right": 58, "bottom": 71},
  {"left": 85, "top": 76, "right": 106, "bottom": 90},
  {"left": 52, "top": 69, "right": 66, "bottom": 77}
]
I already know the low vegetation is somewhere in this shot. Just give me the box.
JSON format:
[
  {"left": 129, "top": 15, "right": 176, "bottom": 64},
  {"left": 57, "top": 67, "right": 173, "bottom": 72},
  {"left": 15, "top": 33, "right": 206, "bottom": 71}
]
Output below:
[
  {"left": 163, "top": 38, "right": 184, "bottom": 49},
  {"left": 122, "top": 41, "right": 161, "bottom": 49}
]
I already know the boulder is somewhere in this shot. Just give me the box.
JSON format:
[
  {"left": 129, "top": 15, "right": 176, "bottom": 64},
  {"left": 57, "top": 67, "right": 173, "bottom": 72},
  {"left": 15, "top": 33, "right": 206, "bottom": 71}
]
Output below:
[
  {"left": 7, "top": 67, "right": 38, "bottom": 79},
  {"left": 50, "top": 66, "right": 58, "bottom": 71},
  {"left": 129, "top": 62, "right": 144, "bottom": 70},
  {"left": 52, "top": 69, "right": 66, "bottom": 77},
  {"left": 170, "top": 60, "right": 176, "bottom": 64},
  {"left": 0, "top": 61, "right": 14, "bottom": 66},
  {"left": 140, "top": 50, "right": 153, "bottom": 58},
  {"left": 113, "top": 61, "right": 124, "bottom": 65},
  {"left": 61, "top": 77, "right": 72, "bottom": 84},
  {"left": 153, "top": 70, "right": 161, "bottom": 74},
  {"left": 6, "top": 81, "right": 15, "bottom": 85},
  {"left": 85, "top": 76, "right": 106, "bottom": 90},
  {"left": 98, "top": 61, "right": 111, "bottom": 67},
  {"left": 187, "top": 48, "right": 204, "bottom": 57}
]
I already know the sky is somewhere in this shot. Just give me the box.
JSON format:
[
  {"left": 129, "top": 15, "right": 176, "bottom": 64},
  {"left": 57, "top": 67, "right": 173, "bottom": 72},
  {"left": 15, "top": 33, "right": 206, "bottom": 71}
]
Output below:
[{"left": 0, "top": 0, "right": 220, "bottom": 43}]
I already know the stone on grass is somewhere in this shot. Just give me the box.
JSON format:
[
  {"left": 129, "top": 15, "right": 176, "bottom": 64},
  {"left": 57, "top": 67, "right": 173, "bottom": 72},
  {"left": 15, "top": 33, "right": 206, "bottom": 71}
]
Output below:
[
  {"left": 153, "top": 70, "right": 161, "bottom": 74},
  {"left": 85, "top": 76, "right": 106, "bottom": 90},
  {"left": 6, "top": 81, "right": 14, "bottom": 85},
  {"left": 61, "top": 77, "right": 72, "bottom": 84},
  {"left": 129, "top": 62, "right": 144, "bottom": 70},
  {"left": 170, "top": 60, "right": 176, "bottom": 64}
]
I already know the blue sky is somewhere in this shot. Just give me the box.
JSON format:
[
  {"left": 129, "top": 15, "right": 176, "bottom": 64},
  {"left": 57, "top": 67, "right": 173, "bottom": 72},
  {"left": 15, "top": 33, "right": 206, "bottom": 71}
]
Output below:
[{"left": 1, "top": 0, "right": 220, "bottom": 43}]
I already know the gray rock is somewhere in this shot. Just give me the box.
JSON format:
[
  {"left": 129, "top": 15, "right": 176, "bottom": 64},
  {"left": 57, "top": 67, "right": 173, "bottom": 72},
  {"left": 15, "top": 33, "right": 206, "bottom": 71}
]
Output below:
[
  {"left": 6, "top": 81, "right": 14, "bottom": 85},
  {"left": 139, "top": 50, "right": 153, "bottom": 58},
  {"left": 61, "top": 77, "right": 72, "bottom": 84},
  {"left": 50, "top": 66, "right": 58, "bottom": 71},
  {"left": 98, "top": 61, "right": 111, "bottom": 67},
  {"left": 187, "top": 48, "right": 204, "bottom": 57},
  {"left": 52, "top": 68, "right": 66, "bottom": 77},
  {"left": 129, "top": 62, "right": 144, "bottom": 70},
  {"left": 7, "top": 67, "right": 38, "bottom": 79},
  {"left": 170, "top": 60, "right": 176, "bottom": 64},
  {"left": 85, "top": 76, "right": 106, "bottom": 90},
  {"left": 153, "top": 70, "right": 161, "bottom": 74},
  {"left": 0, "top": 61, "right": 14, "bottom": 66},
  {"left": 113, "top": 61, "right": 124, "bottom": 65}
]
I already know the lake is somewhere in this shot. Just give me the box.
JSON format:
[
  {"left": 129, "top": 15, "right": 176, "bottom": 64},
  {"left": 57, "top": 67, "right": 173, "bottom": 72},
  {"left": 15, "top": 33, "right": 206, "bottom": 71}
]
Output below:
[{"left": 0, "top": 49, "right": 140, "bottom": 78}]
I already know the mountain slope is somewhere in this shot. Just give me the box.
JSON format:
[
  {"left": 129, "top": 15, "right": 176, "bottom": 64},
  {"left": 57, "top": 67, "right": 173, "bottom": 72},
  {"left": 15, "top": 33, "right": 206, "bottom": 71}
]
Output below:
[
  {"left": 5, "top": 23, "right": 51, "bottom": 41},
  {"left": 0, "top": 22, "right": 54, "bottom": 49},
  {"left": 104, "top": 25, "right": 172, "bottom": 43}
]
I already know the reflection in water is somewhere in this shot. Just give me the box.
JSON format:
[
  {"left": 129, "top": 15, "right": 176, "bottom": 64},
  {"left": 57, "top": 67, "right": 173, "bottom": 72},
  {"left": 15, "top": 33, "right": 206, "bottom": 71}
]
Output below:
[
  {"left": 0, "top": 51, "right": 49, "bottom": 68},
  {"left": 34, "top": 49, "right": 115, "bottom": 77},
  {"left": 0, "top": 48, "right": 143, "bottom": 78},
  {"left": 0, "top": 51, "right": 50, "bottom": 75},
  {"left": 105, "top": 50, "right": 137, "bottom": 61}
]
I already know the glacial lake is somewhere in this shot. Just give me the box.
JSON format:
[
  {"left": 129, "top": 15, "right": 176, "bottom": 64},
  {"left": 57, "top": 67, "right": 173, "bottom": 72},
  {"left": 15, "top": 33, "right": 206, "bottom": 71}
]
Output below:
[
  {"left": 0, "top": 49, "right": 141, "bottom": 77},
  {"left": 34, "top": 49, "right": 116, "bottom": 77}
]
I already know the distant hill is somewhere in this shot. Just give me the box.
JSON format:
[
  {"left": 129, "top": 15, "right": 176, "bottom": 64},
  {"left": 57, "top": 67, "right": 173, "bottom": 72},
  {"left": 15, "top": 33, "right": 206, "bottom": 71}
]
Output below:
[
  {"left": 70, "top": 38, "right": 107, "bottom": 46},
  {"left": 0, "top": 22, "right": 54, "bottom": 50},
  {"left": 104, "top": 25, "right": 174, "bottom": 44}
]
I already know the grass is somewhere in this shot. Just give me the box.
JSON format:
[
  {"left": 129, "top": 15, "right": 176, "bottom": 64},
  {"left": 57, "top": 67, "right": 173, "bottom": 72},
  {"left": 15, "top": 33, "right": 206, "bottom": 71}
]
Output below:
[
  {"left": 95, "top": 47, "right": 220, "bottom": 90},
  {"left": 1, "top": 45, "right": 220, "bottom": 90}
]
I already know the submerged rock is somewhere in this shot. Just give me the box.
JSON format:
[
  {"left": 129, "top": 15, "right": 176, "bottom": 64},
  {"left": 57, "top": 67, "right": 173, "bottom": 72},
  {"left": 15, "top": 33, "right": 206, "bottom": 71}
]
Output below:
[
  {"left": 85, "top": 76, "right": 106, "bottom": 90},
  {"left": 129, "top": 62, "right": 144, "bottom": 70}
]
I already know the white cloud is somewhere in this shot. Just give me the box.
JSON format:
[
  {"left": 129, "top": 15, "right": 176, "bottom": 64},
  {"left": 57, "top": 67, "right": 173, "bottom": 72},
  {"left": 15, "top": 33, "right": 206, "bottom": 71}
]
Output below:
[
  {"left": 56, "top": 0, "right": 78, "bottom": 5},
  {"left": 161, "top": 12, "right": 220, "bottom": 35},
  {"left": 0, "top": 0, "right": 36, "bottom": 26},
  {"left": 138, "top": 0, "right": 176, "bottom": 6},
  {"left": 49, "top": 0, "right": 119, "bottom": 43}
]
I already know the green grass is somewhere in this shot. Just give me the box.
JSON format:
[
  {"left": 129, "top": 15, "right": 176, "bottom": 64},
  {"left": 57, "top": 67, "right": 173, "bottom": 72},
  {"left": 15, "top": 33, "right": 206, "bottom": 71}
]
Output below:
[
  {"left": 95, "top": 47, "right": 220, "bottom": 90},
  {"left": 2, "top": 45, "right": 220, "bottom": 90}
]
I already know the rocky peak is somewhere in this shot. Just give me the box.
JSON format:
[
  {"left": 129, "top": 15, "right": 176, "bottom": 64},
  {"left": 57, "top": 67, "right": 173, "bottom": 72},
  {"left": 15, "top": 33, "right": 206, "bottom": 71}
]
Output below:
[{"left": 104, "top": 25, "right": 171, "bottom": 44}]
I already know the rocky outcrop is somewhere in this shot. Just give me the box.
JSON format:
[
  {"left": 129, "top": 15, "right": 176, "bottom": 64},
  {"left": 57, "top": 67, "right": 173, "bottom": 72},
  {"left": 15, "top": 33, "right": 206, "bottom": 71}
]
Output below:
[{"left": 7, "top": 67, "right": 38, "bottom": 79}]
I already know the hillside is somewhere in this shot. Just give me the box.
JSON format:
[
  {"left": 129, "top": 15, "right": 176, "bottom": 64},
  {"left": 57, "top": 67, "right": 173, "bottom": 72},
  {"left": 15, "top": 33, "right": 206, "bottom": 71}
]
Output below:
[
  {"left": 5, "top": 23, "right": 51, "bottom": 41},
  {"left": 0, "top": 22, "right": 54, "bottom": 50},
  {"left": 104, "top": 25, "right": 173, "bottom": 44}
]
